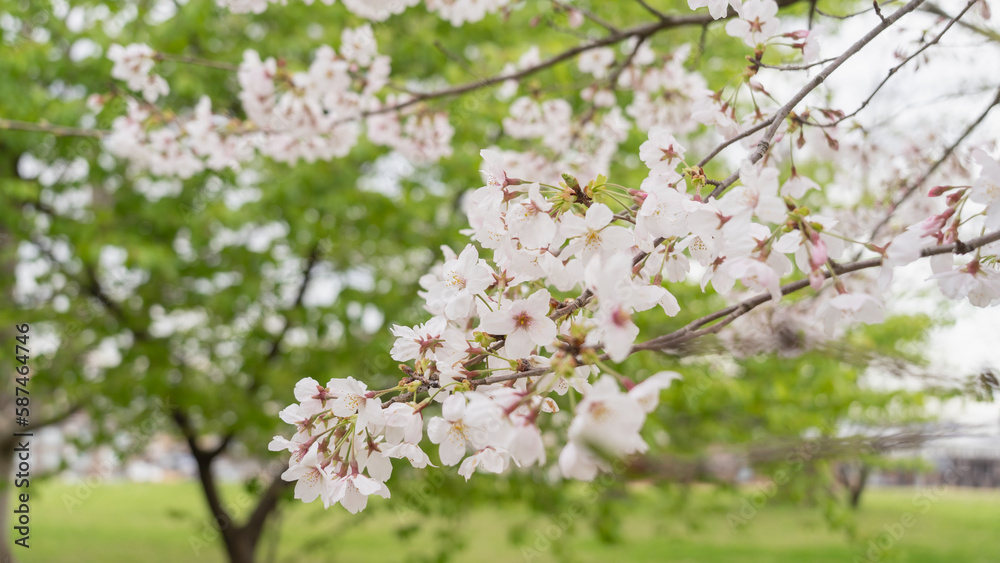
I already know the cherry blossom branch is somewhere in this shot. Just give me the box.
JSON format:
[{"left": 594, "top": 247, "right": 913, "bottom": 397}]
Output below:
[
  {"left": 816, "top": 0, "right": 980, "bottom": 128},
  {"left": 634, "top": 228, "right": 1000, "bottom": 352},
  {"left": 921, "top": 2, "right": 1000, "bottom": 42},
  {"left": 707, "top": 0, "right": 928, "bottom": 200},
  {"left": 363, "top": 0, "right": 809, "bottom": 118},
  {"left": 696, "top": 119, "right": 775, "bottom": 169},
  {"left": 750, "top": 55, "right": 838, "bottom": 70},
  {"left": 815, "top": 0, "right": 900, "bottom": 20},
  {"left": 868, "top": 84, "right": 1000, "bottom": 242},
  {"left": 634, "top": 0, "right": 669, "bottom": 20},
  {"left": 0, "top": 118, "right": 105, "bottom": 138},
  {"left": 392, "top": 227, "right": 999, "bottom": 405},
  {"left": 551, "top": 0, "right": 620, "bottom": 33},
  {"left": 571, "top": 35, "right": 648, "bottom": 144}
]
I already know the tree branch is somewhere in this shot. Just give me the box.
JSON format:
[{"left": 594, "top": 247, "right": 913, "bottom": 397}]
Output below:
[
  {"left": 425, "top": 227, "right": 1000, "bottom": 394},
  {"left": 818, "top": 0, "right": 980, "bottom": 129},
  {"left": 362, "top": 0, "right": 808, "bottom": 119},
  {"left": 868, "top": 83, "right": 1000, "bottom": 242},
  {"left": 635, "top": 228, "right": 1000, "bottom": 352},
  {"left": 0, "top": 118, "right": 105, "bottom": 138},
  {"left": 707, "top": 0, "right": 928, "bottom": 200}
]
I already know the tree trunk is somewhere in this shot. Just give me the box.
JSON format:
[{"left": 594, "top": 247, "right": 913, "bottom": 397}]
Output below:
[
  {"left": 836, "top": 461, "right": 870, "bottom": 510},
  {"left": 178, "top": 408, "right": 287, "bottom": 563},
  {"left": 848, "top": 464, "right": 869, "bottom": 509}
]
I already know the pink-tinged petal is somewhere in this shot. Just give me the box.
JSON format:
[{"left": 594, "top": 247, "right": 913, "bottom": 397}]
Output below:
[
  {"left": 659, "top": 290, "right": 680, "bottom": 317},
  {"left": 427, "top": 417, "right": 450, "bottom": 444},
  {"left": 340, "top": 482, "right": 370, "bottom": 514},
  {"left": 351, "top": 474, "right": 383, "bottom": 496},
  {"left": 504, "top": 328, "right": 534, "bottom": 358},
  {"left": 628, "top": 371, "right": 680, "bottom": 413},
  {"left": 585, "top": 203, "right": 614, "bottom": 230},
  {"left": 438, "top": 429, "right": 468, "bottom": 466},
  {"left": 331, "top": 394, "right": 364, "bottom": 418},
  {"left": 527, "top": 316, "right": 558, "bottom": 348},
  {"left": 600, "top": 225, "right": 634, "bottom": 250},
  {"left": 293, "top": 469, "right": 325, "bottom": 503},
  {"left": 441, "top": 394, "right": 466, "bottom": 421},
  {"left": 559, "top": 214, "right": 588, "bottom": 238},
  {"left": 559, "top": 442, "right": 599, "bottom": 481},
  {"left": 478, "top": 309, "right": 516, "bottom": 335},
  {"left": 525, "top": 289, "right": 552, "bottom": 310},
  {"left": 268, "top": 436, "right": 295, "bottom": 452},
  {"left": 293, "top": 378, "right": 321, "bottom": 402}
]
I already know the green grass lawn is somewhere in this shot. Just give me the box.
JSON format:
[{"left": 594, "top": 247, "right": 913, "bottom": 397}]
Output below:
[{"left": 13, "top": 481, "right": 1000, "bottom": 562}]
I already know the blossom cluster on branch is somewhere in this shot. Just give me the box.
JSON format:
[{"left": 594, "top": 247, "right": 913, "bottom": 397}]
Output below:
[
  {"left": 100, "top": 24, "right": 452, "bottom": 177},
  {"left": 271, "top": 121, "right": 1000, "bottom": 510}
]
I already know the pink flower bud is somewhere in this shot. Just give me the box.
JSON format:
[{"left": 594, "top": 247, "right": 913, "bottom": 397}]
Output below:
[
  {"left": 809, "top": 269, "right": 825, "bottom": 291},
  {"left": 809, "top": 239, "right": 828, "bottom": 271}
]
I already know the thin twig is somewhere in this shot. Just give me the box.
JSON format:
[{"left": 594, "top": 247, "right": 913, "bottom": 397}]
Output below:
[
  {"left": 0, "top": 118, "right": 105, "bottom": 138},
  {"left": 635, "top": 227, "right": 1000, "bottom": 352},
  {"left": 634, "top": 0, "right": 668, "bottom": 20},
  {"left": 360, "top": 0, "right": 808, "bottom": 120},
  {"left": 707, "top": 0, "right": 928, "bottom": 200},
  {"left": 818, "top": 0, "right": 980, "bottom": 128},
  {"left": 551, "top": 0, "right": 620, "bottom": 33},
  {"left": 867, "top": 84, "right": 1000, "bottom": 242}
]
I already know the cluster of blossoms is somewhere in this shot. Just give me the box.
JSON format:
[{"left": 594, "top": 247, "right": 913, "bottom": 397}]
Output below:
[
  {"left": 879, "top": 149, "right": 1000, "bottom": 306},
  {"left": 275, "top": 94, "right": 1000, "bottom": 510},
  {"left": 108, "top": 43, "right": 169, "bottom": 102},
  {"left": 217, "top": 0, "right": 509, "bottom": 25},
  {"left": 102, "top": 27, "right": 452, "bottom": 176}
]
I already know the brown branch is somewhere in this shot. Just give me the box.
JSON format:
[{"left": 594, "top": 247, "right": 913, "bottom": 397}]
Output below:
[
  {"left": 815, "top": 0, "right": 900, "bottom": 19},
  {"left": 634, "top": 0, "right": 668, "bottom": 20},
  {"left": 0, "top": 118, "right": 105, "bottom": 138},
  {"left": 396, "top": 227, "right": 1000, "bottom": 398},
  {"left": 632, "top": 431, "right": 937, "bottom": 481},
  {"left": 262, "top": 243, "right": 320, "bottom": 365},
  {"left": 171, "top": 408, "right": 234, "bottom": 531},
  {"left": 362, "top": 0, "right": 808, "bottom": 119},
  {"left": 818, "top": 0, "right": 980, "bottom": 129},
  {"left": 635, "top": 228, "right": 1000, "bottom": 352},
  {"left": 551, "top": 0, "right": 620, "bottom": 33},
  {"left": 696, "top": 119, "right": 774, "bottom": 169},
  {"left": 868, "top": 83, "right": 1000, "bottom": 242},
  {"left": 707, "top": 0, "right": 928, "bottom": 200},
  {"left": 24, "top": 403, "right": 83, "bottom": 432},
  {"left": 752, "top": 55, "right": 838, "bottom": 71},
  {"left": 921, "top": 2, "right": 1000, "bottom": 42}
]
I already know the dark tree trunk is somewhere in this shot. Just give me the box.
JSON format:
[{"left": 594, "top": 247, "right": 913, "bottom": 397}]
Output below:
[
  {"left": 848, "top": 464, "right": 869, "bottom": 509},
  {"left": 836, "top": 461, "right": 870, "bottom": 510},
  {"left": 176, "top": 409, "right": 288, "bottom": 563}
]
